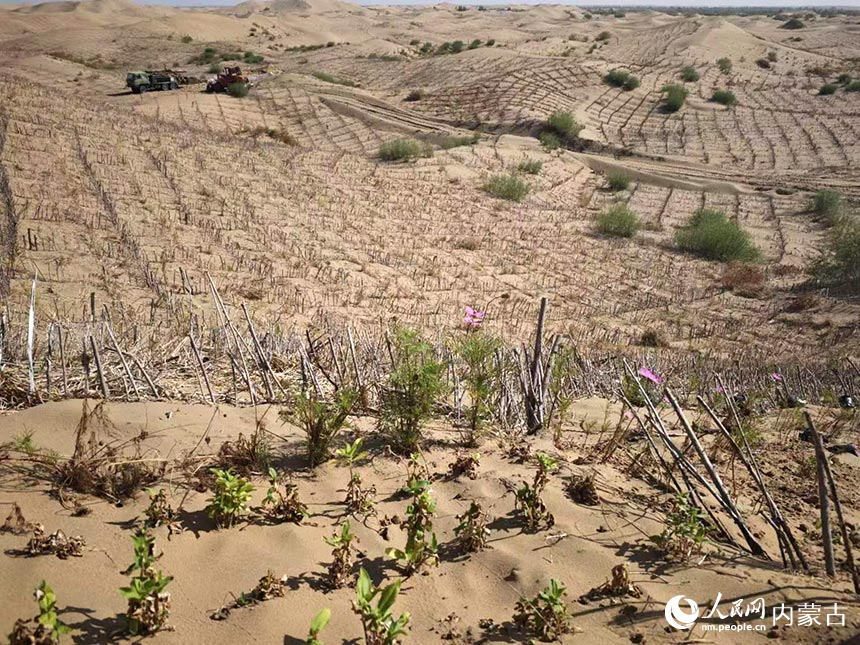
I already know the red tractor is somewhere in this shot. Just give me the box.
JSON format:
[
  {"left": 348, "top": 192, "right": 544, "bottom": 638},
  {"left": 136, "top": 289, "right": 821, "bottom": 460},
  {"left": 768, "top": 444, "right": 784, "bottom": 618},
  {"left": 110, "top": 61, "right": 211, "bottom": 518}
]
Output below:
[{"left": 205, "top": 66, "right": 249, "bottom": 93}]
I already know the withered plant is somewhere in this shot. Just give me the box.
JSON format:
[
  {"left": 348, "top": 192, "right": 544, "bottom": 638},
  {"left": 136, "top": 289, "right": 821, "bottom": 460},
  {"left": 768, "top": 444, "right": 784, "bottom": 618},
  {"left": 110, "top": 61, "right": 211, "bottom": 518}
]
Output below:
[
  {"left": 448, "top": 453, "right": 480, "bottom": 480},
  {"left": 120, "top": 531, "right": 173, "bottom": 636},
  {"left": 26, "top": 524, "right": 85, "bottom": 559},
  {"left": 8, "top": 581, "right": 70, "bottom": 645},
  {"left": 581, "top": 563, "right": 642, "bottom": 601},
  {"left": 142, "top": 488, "right": 182, "bottom": 538},
  {"left": 211, "top": 569, "right": 287, "bottom": 620},
  {"left": 453, "top": 501, "right": 490, "bottom": 553},
  {"left": 261, "top": 467, "right": 308, "bottom": 523},
  {"left": 566, "top": 474, "right": 599, "bottom": 506},
  {"left": 324, "top": 519, "right": 359, "bottom": 588}
]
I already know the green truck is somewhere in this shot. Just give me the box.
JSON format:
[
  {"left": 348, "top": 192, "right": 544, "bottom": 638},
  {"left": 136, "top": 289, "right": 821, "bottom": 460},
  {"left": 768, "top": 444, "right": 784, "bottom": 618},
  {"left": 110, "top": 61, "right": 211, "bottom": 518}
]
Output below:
[{"left": 126, "top": 71, "right": 180, "bottom": 94}]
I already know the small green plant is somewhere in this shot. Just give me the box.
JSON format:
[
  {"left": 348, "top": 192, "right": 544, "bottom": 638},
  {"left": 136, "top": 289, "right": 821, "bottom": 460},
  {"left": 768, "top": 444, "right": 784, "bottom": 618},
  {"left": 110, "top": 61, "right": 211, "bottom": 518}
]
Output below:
[
  {"left": 243, "top": 51, "right": 264, "bottom": 64},
  {"left": 226, "top": 82, "right": 249, "bottom": 98},
  {"left": 336, "top": 438, "right": 376, "bottom": 515},
  {"left": 606, "top": 170, "right": 631, "bottom": 191},
  {"left": 324, "top": 520, "right": 359, "bottom": 588},
  {"left": 674, "top": 208, "right": 760, "bottom": 262},
  {"left": 819, "top": 83, "right": 838, "bottom": 95},
  {"left": 352, "top": 568, "right": 410, "bottom": 645},
  {"left": 262, "top": 467, "right": 308, "bottom": 523},
  {"left": 717, "top": 57, "right": 732, "bottom": 74},
  {"left": 661, "top": 83, "right": 688, "bottom": 112},
  {"left": 284, "top": 387, "right": 357, "bottom": 468},
  {"left": 380, "top": 328, "right": 447, "bottom": 453},
  {"left": 622, "top": 75, "right": 640, "bottom": 90},
  {"left": 453, "top": 501, "right": 490, "bottom": 552},
  {"left": 515, "top": 453, "right": 557, "bottom": 532},
  {"left": 711, "top": 89, "right": 737, "bottom": 106},
  {"left": 307, "top": 608, "right": 331, "bottom": 645},
  {"left": 604, "top": 68, "right": 631, "bottom": 87},
  {"left": 468, "top": 39, "right": 482, "bottom": 49},
  {"left": 756, "top": 57, "right": 771, "bottom": 69},
  {"left": 513, "top": 579, "right": 573, "bottom": 642},
  {"left": 546, "top": 110, "right": 583, "bottom": 140},
  {"left": 387, "top": 483, "right": 439, "bottom": 575},
  {"left": 596, "top": 203, "right": 640, "bottom": 238},
  {"left": 457, "top": 333, "right": 501, "bottom": 441},
  {"left": 120, "top": 532, "right": 173, "bottom": 635},
  {"left": 837, "top": 73, "right": 852, "bottom": 85},
  {"left": 517, "top": 159, "right": 543, "bottom": 174},
  {"left": 207, "top": 468, "right": 254, "bottom": 528},
  {"left": 8, "top": 581, "right": 71, "bottom": 645},
  {"left": 378, "top": 139, "right": 432, "bottom": 162},
  {"left": 811, "top": 189, "right": 843, "bottom": 222},
  {"left": 680, "top": 65, "right": 700, "bottom": 82},
  {"left": 656, "top": 493, "right": 708, "bottom": 561},
  {"left": 484, "top": 173, "right": 530, "bottom": 202}
]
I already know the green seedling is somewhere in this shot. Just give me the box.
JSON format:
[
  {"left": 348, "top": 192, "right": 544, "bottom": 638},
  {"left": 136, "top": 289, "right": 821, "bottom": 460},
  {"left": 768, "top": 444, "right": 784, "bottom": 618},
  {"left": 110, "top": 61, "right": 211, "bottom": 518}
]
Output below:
[
  {"left": 324, "top": 520, "right": 359, "bottom": 588},
  {"left": 336, "top": 439, "right": 376, "bottom": 515},
  {"left": 656, "top": 493, "right": 709, "bottom": 561},
  {"left": 352, "top": 568, "right": 410, "bottom": 645},
  {"left": 453, "top": 501, "right": 490, "bottom": 553},
  {"left": 387, "top": 484, "right": 438, "bottom": 575},
  {"left": 8, "top": 581, "right": 71, "bottom": 644},
  {"left": 142, "top": 488, "right": 182, "bottom": 537},
  {"left": 119, "top": 531, "right": 173, "bottom": 635},
  {"left": 514, "top": 453, "right": 557, "bottom": 532},
  {"left": 262, "top": 467, "right": 308, "bottom": 523},
  {"left": 207, "top": 468, "right": 254, "bottom": 528},
  {"left": 513, "top": 579, "right": 573, "bottom": 641},
  {"left": 307, "top": 608, "right": 331, "bottom": 645}
]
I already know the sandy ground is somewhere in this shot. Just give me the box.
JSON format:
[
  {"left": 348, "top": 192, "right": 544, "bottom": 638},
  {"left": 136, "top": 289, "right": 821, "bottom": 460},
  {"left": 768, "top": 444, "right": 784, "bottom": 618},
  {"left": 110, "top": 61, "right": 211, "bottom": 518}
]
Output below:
[{"left": 1, "top": 398, "right": 859, "bottom": 643}]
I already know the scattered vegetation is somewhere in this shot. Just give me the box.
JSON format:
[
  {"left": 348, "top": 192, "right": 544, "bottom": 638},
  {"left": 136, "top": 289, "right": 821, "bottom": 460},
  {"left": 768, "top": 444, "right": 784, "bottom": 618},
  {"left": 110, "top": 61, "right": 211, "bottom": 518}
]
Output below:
[
  {"left": 513, "top": 579, "right": 573, "bottom": 642},
  {"left": 674, "top": 208, "right": 761, "bottom": 262},
  {"left": 441, "top": 134, "right": 480, "bottom": 149},
  {"left": 717, "top": 57, "right": 732, "bottom": 74},
  {"left": 517, "top": 159, "right": 543, "bottom": 174},
  {"left": 711, "top": 89, "right": 737, "bottom": 106},
  {"left": 313, "top": 71, "right": 358, "bottom": 87},
  {"left": 661, "top": 84, "right": 688, "bottom": 112},
  {"left": 596, "top": 203, "right": 640, "bottom": 238},
  {"left": 352, "top": 568, "right": 410, "bottom": 645},
  {"left": 811, "top": 189, "right": 843, "bottom": 222},
  {"left": 120, "top": 532, "right": 173, "bottom": 635},
  {"left": 539, "top": 131, "right": 561, "bottom": 151},
  {"left": 819, "top": 83, "right": 838, "bottom": 95},
  {"left": 378, "top": 139, "right": 432, "bottom": 162},
  {"left": 546, "top": 110, "right": 583, "bottom": 141},
  {"left": 846, "top": 80, "right": 860, "bottom": 92},
  {"left": 603, "top": 68, "right": 639, "bottom": 90},
  {"left": 813, "top": 212, "right": 860, "bottom": 288},
  {"left": 606, "top": 170, "right": 631, "bottom": 191},
  {"left": 483, "top": 173, "right": 530, "bottom": 202}
]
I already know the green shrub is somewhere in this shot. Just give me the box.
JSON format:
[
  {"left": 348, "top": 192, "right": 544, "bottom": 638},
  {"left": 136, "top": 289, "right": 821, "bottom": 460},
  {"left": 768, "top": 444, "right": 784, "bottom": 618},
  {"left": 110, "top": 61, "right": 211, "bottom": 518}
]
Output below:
[
  {"left": 661, "top": 84, "right": 688, "bottom": 112},
  {"left": 837, "top": 73, "right": 852, "bottom": 85},
  {"left": 405, "top": 89, "right": 424, "bottom": 102},
  {"left": 596, "top": 31, "right": 611, "bottom": 41},
  {"left": 623, "top": 75, "right": 640, "bottom": 90},
  {"left": 819, "top": 83, "right": 838, "bottom": 95},
  {"left": 539, "top": 131, "right": 561, "bottom": 150},
  {"left": 767, "top": 51, "right": 778, "bottom": 62},
  {"left": 441, "top": 134, "right": 479, "bottom": 149},
  {"left": 283, "top": 388, "right": 358, "bottom": 468},
  {"left": 811, "top": 189, "right": 843, "bottom": 221},
  {"left": 457, "top": 334, "right": 502, "bottom": 437},
  {"left": 181, "top": 35, "right": 193, "bottom": 44},
  {"left": 596, "top": 203, "right": 640, "bottom": 237},
  {"left": 680, "top": 66, "right": 700, "bottom": 82},
  {"left": 711, "top": 89, "right": 737, "bottom": 106},
  {"left": 409, "top": 39, "right": 421, "bottom": 45},
  {"left": 380, "top": 328, "right": 447, "bottom": 453},
  {"left": 484, "top": 173, "right": 530, "bottom": 202},
  {"left": 226, "top": 82, "right": 249, "bottom": 98},
  {"left": 468, "top": 39, "right": 482, "bottom": 49},
  {"left": 756, "top": 58, "right": 771, "bottom": 69},
  {"left": 717, "top": 57, "right": 732, "bottom": 74},
  {"left": 814, "top": 213, "right": 860, "bottom": 287},
  {"left": 313, "top": 71, "right": 357, "bottom": 87},
  {"left": 845, "top": 80, "right": 860, "bottom": 92},
  {"left": 604, "top": 68, "right": 630, "bottom": 87},
  {"left": 486, "top": 38, "right": 495, "bottom": 46},
  {"left": 606, "top": 170, "right": 631, "bottom": 191},
  {"left": 674, "top": 208, "right": 761, "bottom": 262},
  {"left": 547, "top": 111, "right": 581, "bottom": 137},
  {"left": 451, "top": 40, "right": 465, "bottom": 53},
  {"left": 244, "top": 51, "right": 264, "bottom": 64},
  {"left": 518, "top": 159, "right": 543, "bottom": 174},
  {"left": 208, "top": 62, "right": 221, "bottom": 74},
  {"left": 420, "top": 42, "right": 434, "bottom": 54},
  {"left": 781, "top": 17, "right": 805, "bottom": 29},
  {"left": 378, "top": 138, "right": 431, "bottom": 161},
  {"left": 207, "top": 468, "right": 254, "bottom": 527}
]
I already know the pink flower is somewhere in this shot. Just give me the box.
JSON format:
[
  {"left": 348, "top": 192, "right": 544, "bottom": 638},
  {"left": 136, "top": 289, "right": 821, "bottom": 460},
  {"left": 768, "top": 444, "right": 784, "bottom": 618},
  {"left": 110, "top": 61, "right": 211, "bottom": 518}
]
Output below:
[
  {"left": 638, "top": 366, "right": 664, "bottom": 385},
  {"left": 464, "top": 306, "right": 485, "bottom": 327},
  {"left": 624, "top": 410, "right": 634, "bottom": 420},
  {"left": 771, "top": 373, "right": 782, "bottom": 382}
]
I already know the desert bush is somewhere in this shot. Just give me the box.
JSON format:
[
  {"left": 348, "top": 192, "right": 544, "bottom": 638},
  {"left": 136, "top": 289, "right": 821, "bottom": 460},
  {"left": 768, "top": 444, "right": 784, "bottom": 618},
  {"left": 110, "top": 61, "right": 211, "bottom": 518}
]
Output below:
[
  {"left": 546, "top": 110, "right": 583, "bottom": 139},
  {"left": 226, "top": 82, "right": 249, "bottom": 98},
  {"left": 181, "top": 35, "right": 193, "bottom": 43},
  {"left": 781, "top": 17, "right": 805, "bottom": 29},
  {"left": 638, "top": 329, "right": 668, "bottom": 348},
  {"left": 661, "top": 84, "right": 688, "bottom": 112},
  {"left": 120, "top": 532, "right": 173, "bottom": 635},
  {"left": 767, "top": 51, "right": 778, "bottom": 62},
  {"left": 468, "top": 39, "right": 481, "bottom": 49},
  {"left": 595, "top": 31, "right": 611, "bottom": 41},
  {"left": 207, "top": 468, "right": 254, "bottom": 528},
  {"left": 680, "top": 65, "right": 700, "bottom": 82},
  {"left": 813, "top": 213, "right": 860, "bottom": 288},
  {"left": 606, "top": 170, "right": 631, "bottom": 191},
  {"left": 450, "top": 40, "right": 465, "bottom": 53},
  {"left": 596, "top": 203, "right": 640, "bottom": 238},
  {"left": 378, "top": 138, "right": 431, "bottom": 162},
  {"left": 721, "top": 262, "right": 766, "bottom": 298},
  {"left": 207, "top": 62, "right": 221, "bottom": 73},
  {"left": 717, "top": 57, "right": 732, "bottom": 74},
  {"left": 604, "top": 68, "right": 630, "bottom": 87},
  {"left": 441, "top": 134, "right": 479, "bottom": 149},
  {"left": 837, "top": 73, "right": 852, "bottom": 85},
  {"left": 622, "top": 75, "right": 640, "bottom": 90},
  {"left": 404, "top": 89, "right": 424, "bottom": 101},
  {"left": 484, "top": 173, "right": 530, "bottom": 202},
  {"left": 517, "top": 159, "right": 543, "bottom": 174},
  {"left": 486, "top": 38, "right": 495, "bottom": 46},
  {"left": 756, "top": 58, "right": 771, "bottom": 69},
  {"left": 352, "top": 568, "right": 410, "bottom": 645},
  {"left": 711, "top": 89, "right": 737, "bottom": 106},
  {"left": 513, "top": 579, "right": 572, "bottom": 641},
  {"left": 539, "top": 131, "right": 561, "bottom": 150},
  {"left": 312, "top": 71, "right": 357, "bottom": 87},
  {"left": 674, "top": 208, "right": 761, "bottom": 262},
  {"left": 845, "top": 80, "right": 860, "bottom": 92},
  {"left": 282, "top": 387, "right": 357, "bottom": 467},
  {"left": 811, "top": 189, "right": 843, "bottom": 221},
  {"left": 419, "top": 41, "right": 433, "bottom": 54},
  {"left": 380, "top": 327, "right": 447, "bottom": 453},
  {"left": 8, "top": 581, "right": 70, "bottom": 645},
  {"left": 243, "top": 51, "right": 264, "bottom": 64}
]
